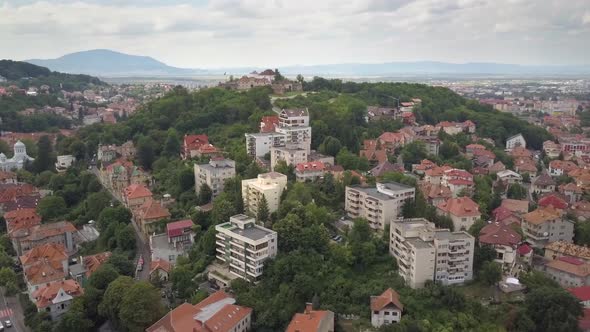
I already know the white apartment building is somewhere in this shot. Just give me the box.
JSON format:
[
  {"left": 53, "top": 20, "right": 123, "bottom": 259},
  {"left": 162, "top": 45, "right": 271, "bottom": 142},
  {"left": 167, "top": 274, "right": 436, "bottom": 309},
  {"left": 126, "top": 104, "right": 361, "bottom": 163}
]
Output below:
[
  {"left": 215, "top": 214, "right": 278, "bottom": 282},
  {"left": 522, "top": 206, "right": 575, "bottom": 248},
  {"left": 345, "top": 182, "right": 415, "bottom": 231},
  {"left": 506, "top": 133, "right": 526, "bottom": 151},
  {"left": 275, "top": 108, "right": 312, "bottom": 154},
  {"left": 389, "top": 218, "right": 475, "bottom": 288},
  {"left": 270, "top": 145, "right": 308, "bottom": 170},
  {"left": 241, "top": 172, "right": 288, "bottom": 216},
  {"left": 194, "top": 157, "right": 236, "bottom": 198},
  {"left": 245, "top": 132, "right": 286, "bottom": 158}
]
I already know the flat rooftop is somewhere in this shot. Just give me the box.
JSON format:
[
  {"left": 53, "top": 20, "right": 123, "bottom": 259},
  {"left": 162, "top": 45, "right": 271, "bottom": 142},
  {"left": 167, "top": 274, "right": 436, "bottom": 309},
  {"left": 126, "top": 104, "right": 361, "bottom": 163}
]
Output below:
[
  {"left": 434, "top": 230, "right": 473, "bottom": 241},
  {"left": 407, "top": 238, "right": 434, "bottom": 249},
  {"left": 230, "top": 226, "right": 274, "bottom": 241},
  {"left": 348, "top": 186, "right": 393, "bottom": 200},
  {"left": 379, "top": 181, "right": 414, "bottom": 191}
]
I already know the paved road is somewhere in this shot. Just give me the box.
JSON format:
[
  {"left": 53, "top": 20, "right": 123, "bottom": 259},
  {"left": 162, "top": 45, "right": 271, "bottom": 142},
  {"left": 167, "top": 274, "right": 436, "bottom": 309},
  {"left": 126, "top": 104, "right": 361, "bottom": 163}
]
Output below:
[
  {"left": 0, "top": 288, "right": 28, "bottom": 332},
  {"left": 90, "top": 167, "right": 151, "bottom": 281}
]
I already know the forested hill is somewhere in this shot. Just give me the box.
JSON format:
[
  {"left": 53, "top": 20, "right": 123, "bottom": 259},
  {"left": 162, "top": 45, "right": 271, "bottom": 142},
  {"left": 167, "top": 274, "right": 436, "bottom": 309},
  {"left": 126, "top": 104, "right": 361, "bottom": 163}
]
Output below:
[{"left": 0, "top": 59, "right": 106, "bottom": 92}]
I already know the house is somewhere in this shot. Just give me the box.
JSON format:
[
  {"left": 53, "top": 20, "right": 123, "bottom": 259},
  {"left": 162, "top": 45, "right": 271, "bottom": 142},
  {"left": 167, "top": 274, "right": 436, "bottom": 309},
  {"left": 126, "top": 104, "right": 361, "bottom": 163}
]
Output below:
[
  {"left": 369, "top": 160, "right": 404, "bottom": 177},
  {"left": 531, "top": 172, "right": 556, "bottom": 195},
  {"left": 149, "top": 219, "right": 194, "bottom": 264},
  {"left": 538, "top": 193, "right": 569, "bottom": 210},
  {"left": 0, "top": 141, "right": 35, "bottom": 171},
  {"left": 543, "top": 140, "right": 562, "bottom": 159},
  {"left": 390, "top": 218, "right": 475, "bottom": 288},
  {"left": 420, "top": 183, "right": 452, "bottom": 207},
  {"left": 514, "top": 157, "right": 537, "bottom": 177},
  {"left": 286, "top": 303, "right": 335, "bottom": 332},
  {"left": 295, "top": 161, "right": 325, "bottom": 182},
  {"left": 465, "top": 144, "right": 486, "bottom": 156},
  {"left": 412, "top": 159, "right": 436, "bottom": 175},
  {"left": 436, "top": 197, "right": 481, "bottom": 231},
  {"left": 378, "top": 132, "right": 408, "bottom": 152},
  {"left": 545, "top": 241, "right": 590, "bottom": 264},
  {"left": 0, "top": 170, "right": 17, "bottom": 184},
  {"left": 496, "top": 170, "right": 523, "bottom": 184},
  {"left": 13, "top": 221, "right": 77, "bottom": 256},
  {"left": 539, "top": 256, "right": 590, "bottom": 288},
  {"left": 370, "top": 288, "right": 403, "bottom": 327},
  {"left": 194, "top": 158, "right": 236, "bottom": 198},
  {"left": 69, "top": 251, "right": 112, "bottom": 285},
  {"left": 416, "top": 135, "right": 440, "bottom": 156},
  {"left": 215, "top": 215, "right": 277, "bottom": 282},
  {"left": 360, "top": 140, "right": 388, "bottom": 166},
  {"left": 506, "top": 134, "right": 526, "bottom": 151},
  {"left": 242, "top": 172, "right": 288, "bottom": 216},
  {"left": 500, "top": 199, "right": 529, "bottom": 215},
  {"left": 260, "top": 116, "right": 279, "bottom": 133},
  {"left": 135, "top": 199, "right": 171, "bottom": 236},
  {"left": 488, "top": 161, "right": 506, "bottom": 174},
  {"left": 4, "top": 208, "right": 42, "bottom": 235},
  {"left": 491, "top": 206, "right": 521, "bottom": 226},
  {"left": 150, "top": 258, "right": 172, "bottom": 281},
  {"left": 559, "top": 183, "right": 583, "bottom": 204},
  {"left": 549, "top": 160, "right": 578, "bottom": 177},
  {"left": 366, "top": 106, "right": 399, "bottom": 122},
  {"left": 568, "top": 286, "right": 590, "bottom": 308},
  {"left": 522, "top": 206, "right": 574, "bottom": 247},
  {"left": 182, "top": 134, "right": 210, "bottom": 159},
  {"left": 478, "top": 222, "right": 522, "bottom": 266},
  {"left": 55, "top": 155, "right": 75, "bottom": 172},
  {"left": 441, "top": 169, "right": 474, "bottom": 197},
  {"left": 345, "top": 182, "right": 415, "bottom": 231},
  {"left": 271, "top": 80, "right": 303, "bottom": 95},
  {"left": 510, "top": 146, "right": 533, "bottom": 159},
  {"left": 146, "top": 290, "right": 252, "bottom": 332},
  {"left": 32, "top": 279, "right": 83, "bottom": 320},
  {"left": 270, "top": 145, "right": 308, "bottom": 170},
  {"left": 20, "top": 243, "right": 68, "bottom": 294},
  {"left": 122, "top": 184, "right": 153, "bottom": 211}
]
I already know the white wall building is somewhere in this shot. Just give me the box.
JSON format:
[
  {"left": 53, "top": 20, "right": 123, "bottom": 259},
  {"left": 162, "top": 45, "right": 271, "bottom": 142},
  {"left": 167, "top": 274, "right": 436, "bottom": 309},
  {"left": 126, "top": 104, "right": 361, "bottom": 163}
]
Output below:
[
  {"left": 506, "top": 133, "right": 526, "bottom": 151},
  {"left": 241, "top": 172, "right": 288, "bottom": 216},
  {"left": 194, "top": 157, "right": 236, "bottom": 198},
  {"left": 0, "top": 140, "right": 34, "bottom": 171},
  {"left": 245, "top": 132, "right": 286, "bottom": 158}
]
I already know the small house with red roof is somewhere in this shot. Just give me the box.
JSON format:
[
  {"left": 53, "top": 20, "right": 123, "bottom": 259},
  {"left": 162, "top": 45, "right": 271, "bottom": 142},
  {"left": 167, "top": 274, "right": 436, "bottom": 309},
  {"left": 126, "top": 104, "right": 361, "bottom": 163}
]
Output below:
[
  {"left": 437, "top": 197, "right": 481, "bottom": 231},
  {"left": 182, "top": 134, "right": 210, "bottom": 159},
  {"left": 491, "top": 206, "right": 521, "bottom": 226},
  {"left": 149, "top": 219, "right": 195, "bottom": 264},
  {"left": 531, "top": 172, "right": 556, "bottom": 194},
  {"left": 540, "top": 256, "right": 590, "bottom": 288},
  {"left": 150, "top": 258, "right": 172, "bottom": 281},
  {"left": 441, "top": 168, "right": 474, "bottom": 197},
  {"left": 286, "top": 303, "right": 334, "bottom": 332},
  {"left": 360, "top": 139, "right": 388, "bottom": 166},
  {"left": 559, "top": 182, "right": 583, "bottom": 204},
  {"left": 479, "top": 222, "right": 522, "bottom": 266},
  {"left": 259, "top": 115, "right": 279, "bottom": 133},
  {"left": 135, "top": 199, "right": 171, "bottom": 236},
  {"left": 32, "top": 279, "right": 83, "bottom": 320},
  {"left": 371, "top": 288, "right": 403, "bottom": 327},
  {"left": 549, "top": 160, "right": 578, "bottom": 177},
  {"left": 122, "top": 183, "right": 153, "bottom": 210},
  {"left": 538, "top": 193, "right": 569, "bottom": 210},
  {"left": 295, "top": 161, "right": 326, "bottom": 182},
  {"left": 569, "top": 286, "right": 590, "bottom": 308}
]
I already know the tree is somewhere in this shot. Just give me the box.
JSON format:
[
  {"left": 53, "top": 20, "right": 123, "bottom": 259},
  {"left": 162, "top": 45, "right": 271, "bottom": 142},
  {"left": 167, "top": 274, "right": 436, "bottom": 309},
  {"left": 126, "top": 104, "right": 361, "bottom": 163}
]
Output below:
[
  {"left": 474, "top": 245, "right": 497, "bottom": 270},
  {"left": 401, "top": 141, "right": 428, "bottom": 166},
  {"left": 97, "top": 206, "right": 132, "bottom": 232},
  {"left": 296, "top": 74, "right": 304, "bottom": 83},
  {"left": 525, "top": 287, "right": 583, "bottom": 331},
  {"left": 479, "top": 261, "right": 502, "bottom": 286},
  {"left": 319, "top": 136, "right": 342, "bottom": 157},
  {"left": 88, "top": 264, "right": 120, "bottom": 291},
  {"left": 99, "top": 276, "right": 135, "bottom": 329},
  {"left": 36, "top": 195, "right": 67, "bottom": 220},
  {"left": 115, "top": 224, "right": 136, "bottom": 252},
  {"left": 119, "top": 282, "right": 166, "bottom": 332},
  {"left": 507, "top": 183, "right": 527, "bottom": 200},
  {"left": 257, "top": 194, "right": 270, "bottom": 223},
  {"left": 108, "top": 253, "right": 135, "bottom": 276},
  {"left": 137, "top": 136, "right": 156, "bottom": 170},
  {"left": 54, "top": 303, "right": 94, "bottom": 332},
  {"left": 32, "top": 135, "right": 55, "bottom": 173},
  {"left": 163, "top": 129, "right": 180, "bottom": 157},
  {"left": 198, "top": 183, "right": 213, "bottom": 205}
]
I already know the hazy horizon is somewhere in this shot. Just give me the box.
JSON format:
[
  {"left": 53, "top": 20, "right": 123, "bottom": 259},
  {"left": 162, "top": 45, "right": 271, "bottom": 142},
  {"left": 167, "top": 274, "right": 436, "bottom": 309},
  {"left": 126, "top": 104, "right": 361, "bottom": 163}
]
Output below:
[{"left": 1, "top": 0, "right": 590, "bottom": 68}]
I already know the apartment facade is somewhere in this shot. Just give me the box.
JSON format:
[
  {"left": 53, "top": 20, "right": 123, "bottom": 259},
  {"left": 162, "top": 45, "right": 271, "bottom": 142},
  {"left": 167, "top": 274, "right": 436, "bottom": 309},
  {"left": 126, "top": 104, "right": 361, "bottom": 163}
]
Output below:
[
  {"left": 389, "top": 218, "right": 475, "bottom": 288},
  {"left": 275, "top": 108, "right": 312, "bottom": 154},
  {"left": 194, "top": 157, "right": 236, "bottom": 198},
  {"left": 436, "top": 197, "right": 481, "bottom": 231},
  {"left": 215, "top": 214, "right": 278, "bottom": 282},
  {"left": 345, "top": 182, "right": 415, "bottom": 231},
  {"left": 270, "top": 145, "right": 308, "bottom": 170},
  {"left": 522, "top": 206, "right": 574, "bottom": 247},
  {"left": 245, "top": 132, "right": 286, "bottom": 158},
  {"left": 241, "top": 172, "right": 288, "bottom": 216}
]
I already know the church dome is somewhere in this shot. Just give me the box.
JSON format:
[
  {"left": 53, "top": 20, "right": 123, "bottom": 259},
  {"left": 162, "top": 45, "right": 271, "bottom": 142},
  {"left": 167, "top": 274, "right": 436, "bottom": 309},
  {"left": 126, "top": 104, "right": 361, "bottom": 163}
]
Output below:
[{"left": 14, "top": 140, "right": 25, "bottom": 148}]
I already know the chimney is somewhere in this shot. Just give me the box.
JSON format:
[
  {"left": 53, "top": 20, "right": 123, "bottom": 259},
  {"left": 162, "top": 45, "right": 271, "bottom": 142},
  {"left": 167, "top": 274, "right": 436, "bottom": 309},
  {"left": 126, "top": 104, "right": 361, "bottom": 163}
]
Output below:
[{"left": 304, "top": 302, "right": 313, "bottom": 314}]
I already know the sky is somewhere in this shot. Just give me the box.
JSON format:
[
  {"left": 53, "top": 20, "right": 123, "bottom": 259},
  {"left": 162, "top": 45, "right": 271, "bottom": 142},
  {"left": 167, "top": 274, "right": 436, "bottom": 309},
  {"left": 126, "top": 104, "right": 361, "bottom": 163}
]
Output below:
[{"left": 1, "top": 0, "right": 589, "bottom": 68}]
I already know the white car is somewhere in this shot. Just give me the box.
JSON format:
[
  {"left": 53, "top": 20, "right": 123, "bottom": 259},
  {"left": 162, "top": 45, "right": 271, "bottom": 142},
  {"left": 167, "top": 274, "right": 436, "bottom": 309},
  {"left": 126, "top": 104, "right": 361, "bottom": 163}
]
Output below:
[{"left": 4, "top": 320, "right": 11, "bottom": 328}]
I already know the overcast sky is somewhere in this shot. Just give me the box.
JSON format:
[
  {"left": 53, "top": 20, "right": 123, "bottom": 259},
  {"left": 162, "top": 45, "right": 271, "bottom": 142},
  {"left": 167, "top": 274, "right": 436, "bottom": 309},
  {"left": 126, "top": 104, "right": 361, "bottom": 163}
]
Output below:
[{"left": 1, "top": 0, "right": 589, "bottom": 68}]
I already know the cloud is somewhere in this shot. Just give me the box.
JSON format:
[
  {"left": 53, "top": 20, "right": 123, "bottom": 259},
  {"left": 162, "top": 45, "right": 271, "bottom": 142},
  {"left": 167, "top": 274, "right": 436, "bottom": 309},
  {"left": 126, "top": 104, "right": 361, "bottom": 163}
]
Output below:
[{"left": 0, "top": 0, "right": 588, "bottom": 67}]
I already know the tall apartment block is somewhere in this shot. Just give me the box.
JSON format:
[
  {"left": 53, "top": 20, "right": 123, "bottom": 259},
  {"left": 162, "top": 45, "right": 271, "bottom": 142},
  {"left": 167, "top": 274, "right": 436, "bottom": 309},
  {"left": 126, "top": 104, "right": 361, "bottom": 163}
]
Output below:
[
  {"left": 345, "top": 182, "right": 415, "bottom": 230},
  {"left": 389, "top": 218, "right": 475, "bottom": 288},
  {"left": 215, "top": 214, "right": 278, "bottom": 282},
  {"left": 241, "top": 172, "right": 288, "bottom": 215},
  {"left": 194, "top": 157, "right": 236, "bottom": 197}
]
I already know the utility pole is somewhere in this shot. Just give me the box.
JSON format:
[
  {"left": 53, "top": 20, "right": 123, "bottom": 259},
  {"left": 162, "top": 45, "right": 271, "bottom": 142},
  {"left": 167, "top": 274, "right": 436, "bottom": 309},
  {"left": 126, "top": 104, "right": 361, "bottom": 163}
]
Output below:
[{"left": 381, "top": 94, "right": 400, "bottom": 108}]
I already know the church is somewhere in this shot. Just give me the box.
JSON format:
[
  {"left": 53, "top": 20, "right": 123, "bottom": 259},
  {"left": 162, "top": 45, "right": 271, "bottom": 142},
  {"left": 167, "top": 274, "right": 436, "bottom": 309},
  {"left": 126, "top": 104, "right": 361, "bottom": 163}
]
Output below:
[{"left": 0, "top": 140, "right": 35, "bottom": 171}]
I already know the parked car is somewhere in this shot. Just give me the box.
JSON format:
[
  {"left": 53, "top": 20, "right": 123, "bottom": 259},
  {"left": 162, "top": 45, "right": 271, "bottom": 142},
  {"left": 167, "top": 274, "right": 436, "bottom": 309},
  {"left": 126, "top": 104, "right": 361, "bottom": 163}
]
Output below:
[{"left": 4, "top": 320, "right": 11, "bottom": 328}]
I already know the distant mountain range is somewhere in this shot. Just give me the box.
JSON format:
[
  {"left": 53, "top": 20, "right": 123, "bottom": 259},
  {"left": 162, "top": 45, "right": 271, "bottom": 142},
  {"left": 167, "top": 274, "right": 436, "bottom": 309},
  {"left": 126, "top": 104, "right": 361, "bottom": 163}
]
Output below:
[{"left": 24, "top": 49, "right": 590, "bottom": 77}]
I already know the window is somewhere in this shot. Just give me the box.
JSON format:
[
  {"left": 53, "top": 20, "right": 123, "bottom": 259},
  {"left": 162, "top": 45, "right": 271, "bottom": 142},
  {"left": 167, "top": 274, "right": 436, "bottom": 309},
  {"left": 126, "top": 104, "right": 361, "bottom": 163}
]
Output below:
[
  {"left": 373, "top": 310, "right": 379, "bottom": 314},
  {"left": 384, "top": 312, "right": 390, "bottom": 316}
]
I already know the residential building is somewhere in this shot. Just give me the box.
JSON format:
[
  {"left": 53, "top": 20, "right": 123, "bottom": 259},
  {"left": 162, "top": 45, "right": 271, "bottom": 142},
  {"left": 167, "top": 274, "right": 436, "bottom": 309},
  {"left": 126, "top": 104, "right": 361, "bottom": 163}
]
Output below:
[
  {"left": 150, "top": 258, "right": 172, "bottom": 282},
  {"left": 241, "top": 172, "right": 288, "bottom": 216},
  {"left": 543, "top": 140, "right": 561, "bottom": 159},
  {"left": 506, "top": 133, "right": 526, "bottom": 150},
  {"left": 545, "top": 241, "right": 590, "bottom": 264},
  {"left": 286, "top": 303, "right": 335, "bottom": 332},
  {"left": 32, "top": 280, "right": 83, "bottom": 320},
  {"left": 559, "top": 183, "right": 583, "bottom": 204},
  {"left": 345, "top": 182, "right": 416, "bottom": 231},
  {"left": 369, "top": 160, "right": 404, "bottom": 177},
  {"left": 549, "top": 160, "right": 578, "bottom": 177},
  {"left": 245, "top": 132, "right": 286, "bottom": 158},
  {"left": 0, "top": 140, "right": 34, "bottom": 171},
  {"left": 360, "top": 139, "right": 388, "bottom": 166},
  {"left": 259, "top": 115, "right": 279, "bottom": 133},
  {"left": 417, "top": 136, "right": 440, "bottom": 156},
  {"left": 371, "top": 288, "right": 403, "bottom": 327},
  {"left": 149, "top": 219, "right": 194, "bottom": 264},
  {"left": 420, "top": 183, "right": 452, "bottom": 207},
  {"left": 275, "top": 108, "right": 312, "bottom": 154},
  {"left": 194, "top": 157, "right": 236, "bottom": 198},
  {"left": 69, "top": 251, "right": 112, "bottom": 285},
  {"left": 496, "top": 170, "right": 523, "bottom": 184},
  {"left": 295, "top": 161, "right": 325, "bottom": 182},
  {"left": 135, "top": 199, "right": 171, "bottom": 236},
  {"left": 215, "top": 215, "right": 277, "bottom": 282},
  {"left": 270, "top": 145, "right": 307, "bottom": 170},
  {"left": 389, "top": 218, "right": 475, "bottom": 288},
  {"left": 531, "top": 172, "right": 556, "bottom": 195},
  {"left": 146, "top": 290, "right": 252, "bottom": 332},
  {"left": 0, "top": 170, "right": 17, "bottom": 184},
  {"left": 568, "top": 286, "right": 590, "bottom": 308},
  {"left": 55, "top": 155, "right": 75, "bottom": 172},
  {"left": 436, "top": 197, "right": 481, "bottom": 231},
  {"left": 182, "top": 134, "right": 210, "bottom": 159},
  {"left": 13, "top": 221, "right": 77, "bottom": 256},
  {"left": 478, "top": 222, "right": 522, "bottom": 266},
  {"left": 20, "top": 243, "right": 68, "bottom": 294},
  {"left": 522, "top": 206, "right": 574, "bottom": 247},
  {"left": 538, "top": 256, "right": 590, "bottom": 287},
  {"left": 366, "top": 106, "right": 399, "bottom": 122},
  {"left": 441, "top": 169, "right": 474, "bottom": 197},
  {"left": 122, "top": 184, "right": 152, "bottom": 211}
]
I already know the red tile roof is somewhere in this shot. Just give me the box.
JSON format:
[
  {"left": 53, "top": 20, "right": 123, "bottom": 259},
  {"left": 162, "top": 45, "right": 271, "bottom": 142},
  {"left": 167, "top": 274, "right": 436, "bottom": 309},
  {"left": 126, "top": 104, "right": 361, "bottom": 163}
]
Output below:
[
  {"left": 139, "top": 199, "right": 171, "bottom": 222},
  {"left": 150, "top": 258, "right": 172, "bottom": 275},
  {"left": 568, "top": 286, "right": 590, "bottom": 302},
  {"left": 370, "top": 288, "right": 403, "bottom": 312},
  {"left": 123, "top": 184, "right": 152, "bottom": 200},
  {"left": 538, "top": 194, "right": 569, "bottom": 210},
  {"left": 33, "top": 279, "right": 83, "bottom": 309},
  {"left": 517, "top": 244, "right": 532, "bottom": 255},
  {"left": 20, "top": 243, "right": 68, "bottom": 267},
  {"left": 295, "top": 161, "right": 325, "bottom": 173},
  {"left": 260, "top": 116, "right": 279, "bottom": 133},
  {"left": 183, "top": 134, "right": 209, "bottom": 154},
  {"left": 286, "top": 304, "right": 333, "bottom": 332},
  {"left": 166, "top": 219, "right": 194, "bottom": 238},
  {"left": 478, "top": 222, "right": 521, "bottom": 247},
  {"left": 83, "top": 252, "right": 112, "bottom": 277},
  {"left": 437, "top": 197, "right": 480, "bottom": 217},
  {"left": 5, "top": 208, "right": 41, "bottom": 235}
]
